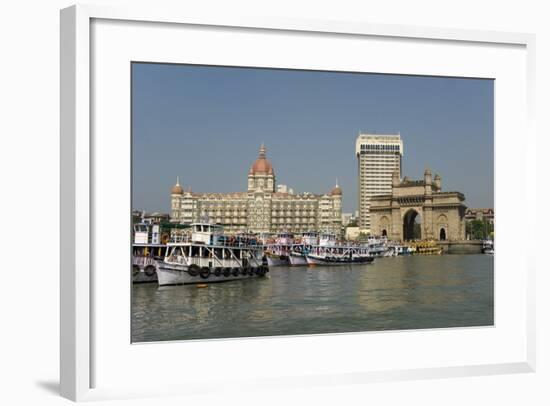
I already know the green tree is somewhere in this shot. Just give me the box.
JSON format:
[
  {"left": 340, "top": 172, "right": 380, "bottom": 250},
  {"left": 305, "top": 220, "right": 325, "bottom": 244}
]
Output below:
[{"left": 466, "top": 219, "right": 494, "bottom": 240}]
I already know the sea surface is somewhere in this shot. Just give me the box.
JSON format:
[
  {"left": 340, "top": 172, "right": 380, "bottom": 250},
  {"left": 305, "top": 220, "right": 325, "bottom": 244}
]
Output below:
[{"left": 131, "top": 254, "right": 493, "bottom": 342}]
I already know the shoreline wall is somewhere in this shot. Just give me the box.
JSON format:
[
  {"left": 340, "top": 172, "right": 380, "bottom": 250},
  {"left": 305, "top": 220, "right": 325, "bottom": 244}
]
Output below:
[{"left": 437, "top": 240, "right": 484, "bottom": 254}]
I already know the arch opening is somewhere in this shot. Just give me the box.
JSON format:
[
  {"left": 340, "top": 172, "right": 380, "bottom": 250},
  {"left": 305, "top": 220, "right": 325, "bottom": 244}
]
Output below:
[
  {"left": 439, "top": 228, "right": 446, "bottom": 241},
  {"left": 382, "top": 229, "right": 387, "bottom": 237},
  {"left": 403, "top": 210, "right": 422, "bottom": 240}
]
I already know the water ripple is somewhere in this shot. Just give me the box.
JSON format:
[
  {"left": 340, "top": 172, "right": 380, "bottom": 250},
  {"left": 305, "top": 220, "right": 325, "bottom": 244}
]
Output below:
[{"left": 132, "top": 254, "right": 494, "bottom": 342}]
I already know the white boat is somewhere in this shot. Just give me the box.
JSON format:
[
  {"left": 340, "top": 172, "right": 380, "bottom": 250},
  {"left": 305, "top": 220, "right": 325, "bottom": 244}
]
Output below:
[
  {"left": 305, "top": 232, "right": 374, "bottom": 265},
  {"left": 132, "top": 222, "right": 170, "bottom": 283},
  {"left": 288, "top": 252, "right": 308, "bottom": 266},
  {"left": 288, "top": 232, "right": 318, "bottom": 266},
  {"left": 366, "top": 236, "right": 388, "bottom": 257},
  {"left": 156, "top": 223, "right": 268, "bottom": 286},
  {"left": 384, "top": 243, "right": 412, "bottom": 256},
  {"left": 264, "top": 232, "right": 294, "bottom": 267},
  {"left": 306, "top": 254, "right": 374, "bottom": 265},
  {"left": 265, "top": 252, "right": 290, "bottom": 267},
  {"left": 482, "top": 240, "right": 494, "bottom": 255}
]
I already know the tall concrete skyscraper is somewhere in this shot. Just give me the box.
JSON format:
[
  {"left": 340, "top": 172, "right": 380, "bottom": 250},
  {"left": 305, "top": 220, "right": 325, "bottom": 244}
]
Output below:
[{"left": 355, "top": 133, "right": 403, "bottom": 233}]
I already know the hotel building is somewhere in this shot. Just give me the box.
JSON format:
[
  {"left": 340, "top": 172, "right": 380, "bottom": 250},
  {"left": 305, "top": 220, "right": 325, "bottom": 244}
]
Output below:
[
  {"left": 170, "top": 145, "right": 343, "bottom": 235},
  {"left": 355, "top": 133, "right": 403, "bottom": 233}
]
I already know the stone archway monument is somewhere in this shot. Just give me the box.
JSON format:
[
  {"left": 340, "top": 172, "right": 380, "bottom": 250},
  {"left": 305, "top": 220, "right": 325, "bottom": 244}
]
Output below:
[{"left": 369, "top": 169, "right": 466, "bottom": 241}]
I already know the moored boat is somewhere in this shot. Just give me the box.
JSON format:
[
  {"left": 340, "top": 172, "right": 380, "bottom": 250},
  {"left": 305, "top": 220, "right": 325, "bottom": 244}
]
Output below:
[
  {"left": 156, "top": 223, "right": 268, "bottom": 286},
  {"left": 306, "top": 253, "right": 374, "bottom": 265},
  {"left": 264, "top": 232, "right": 294, "bottom": 267},
  {"left": 288, "top": 232, "right": 318, "bottom": 266},
  {"left": 366, "top": 236, "right": 388, "bottom": 257},
  {"left": 265, "top": 251, "right": 290, "bottom": 267},
  {"left": 482, "top": 240, "right": 494, "bottom": 255},
  {"left": 384, "top": 243, "right": 412, "bottom": 256},
  {"left": 408, "top": 240, "right": 443, "bottom": 255},
  {"left": 306, "top": 232, "right": 374, "bottom": 266},
  {"left": 132, "top": 222, "right": 170, "bottom": 283}
]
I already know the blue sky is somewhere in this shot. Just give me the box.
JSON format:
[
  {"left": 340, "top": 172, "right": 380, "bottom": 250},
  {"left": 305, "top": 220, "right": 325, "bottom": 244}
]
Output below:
[{"left": 132, "top": 63, "right": 494, "bottom": 213}]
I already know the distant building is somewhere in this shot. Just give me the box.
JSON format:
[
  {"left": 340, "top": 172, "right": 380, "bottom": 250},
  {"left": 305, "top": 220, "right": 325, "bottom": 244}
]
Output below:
[
  {"left": 276, "top": 184, "right": 294, "bottom": 194},
  {"left": 356, "top": 133, "right": 403, "bottom": 233},
  {"left": 465, "top": 208, "right": 494, "bottom": 224},
  {"left": 169, "top": 145, "right": 342, "bottom": 235},
  {"left": 341, "top": 212, "right": 358, "bottom": 227},
  {"left": 345, "top": 226, "right": 361, "bottom": 241},
  {"left": 132, "top": 210, "right": 170, "bottom": 224}
]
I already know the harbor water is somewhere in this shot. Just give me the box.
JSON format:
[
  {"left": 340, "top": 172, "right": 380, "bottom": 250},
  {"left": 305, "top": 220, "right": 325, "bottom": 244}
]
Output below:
[{"left": 131, "top": 254, "right": 493, "bottom": 342}]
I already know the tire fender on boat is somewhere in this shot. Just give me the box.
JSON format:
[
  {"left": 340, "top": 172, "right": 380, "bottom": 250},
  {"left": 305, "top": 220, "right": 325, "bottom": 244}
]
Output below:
[
  {"left": 200, "top": 267, "right": 211, "bottom": 279},
  {"left": 188, "top": 264, "right": 200, "bottom": 277},
  {"left": 144, "top": 265, "right": 156, "bottom": 277}
]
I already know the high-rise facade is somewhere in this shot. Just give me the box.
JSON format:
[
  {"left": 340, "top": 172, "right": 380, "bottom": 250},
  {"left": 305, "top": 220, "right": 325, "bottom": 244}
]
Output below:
[{"left": 355, "top": 133, "right": 403, "bottom": 232}]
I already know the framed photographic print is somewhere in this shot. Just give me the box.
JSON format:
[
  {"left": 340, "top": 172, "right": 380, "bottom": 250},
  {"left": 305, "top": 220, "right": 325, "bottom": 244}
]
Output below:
[{"left": 60, "top": 4, "right": 536, "bottom": 402}]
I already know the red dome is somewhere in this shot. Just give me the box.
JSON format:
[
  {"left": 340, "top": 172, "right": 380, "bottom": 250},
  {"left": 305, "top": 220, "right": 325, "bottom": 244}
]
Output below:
[
  {"left": 330, "top": 181, "right": 342, "bottom": 196},
  {"left": 171, "top": 177, "right": 183, "bottom": 194},
  {"left": 249, "top": 144, "right": 274, "bottom": 175}
]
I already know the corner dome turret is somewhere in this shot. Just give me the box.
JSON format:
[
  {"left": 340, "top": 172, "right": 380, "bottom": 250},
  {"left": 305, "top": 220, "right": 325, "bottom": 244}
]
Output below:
[
  {"left": 330, "top": 180, "right": 342, "bottom": 196},
  {"left": 171, "top": 177, "right": 183, "bottom": 194}
]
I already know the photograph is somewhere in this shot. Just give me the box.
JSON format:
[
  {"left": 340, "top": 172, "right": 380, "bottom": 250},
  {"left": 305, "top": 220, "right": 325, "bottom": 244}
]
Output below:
[{"left": 131, "top": 62, "right": 494, "bottom": 343}]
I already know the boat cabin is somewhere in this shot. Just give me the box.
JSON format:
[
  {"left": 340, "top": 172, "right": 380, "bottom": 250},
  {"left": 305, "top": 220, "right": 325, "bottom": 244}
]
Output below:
[
  {"left": 318, "top": 232, "right": 337, "bottom": 247},
  {"left": 190, "top": 223, "right": 224, "bottom": 245},
  {"left": 300, "top": 232, "right": 319, "bottom": 246},
  {"left": 133, "top": 223, "right": 161, "bottom": 245},
  {"left": 275, "top": 232, "right": 294, "bottom": 245}
]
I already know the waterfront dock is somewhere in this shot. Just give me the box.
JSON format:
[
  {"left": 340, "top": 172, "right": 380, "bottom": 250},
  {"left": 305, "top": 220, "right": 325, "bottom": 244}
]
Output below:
[{"left": 437, "top": 240, "right": 484, "bottom": 254}]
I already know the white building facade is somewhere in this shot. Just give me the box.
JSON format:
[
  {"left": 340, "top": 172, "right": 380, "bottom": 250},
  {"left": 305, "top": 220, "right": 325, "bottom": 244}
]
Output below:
[
  {"left": 170, "top": 145, "right": 343, "bottom": 235},
  {"left": 355, "top": 133, "right": 403, "bottom": 233}
]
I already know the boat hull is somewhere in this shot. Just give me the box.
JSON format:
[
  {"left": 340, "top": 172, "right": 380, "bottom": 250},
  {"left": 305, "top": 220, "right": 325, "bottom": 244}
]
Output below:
[
  {"left": 266, "top": 255, "right": 289, "bottom": 267},
  {"left": 132, "top": 257, "right": 159, "bottom": 283},
  {"left": 288, "top": 253, "right": 308, "bottom": 266},
  {"left": 132, "top": 267, "right": 158, "bottom": 283},
  {"left": 306, "top": 255, "right": 374, "bottom": 266},
  {"left": 156, "top": 263, "right": 268, "bottom": 286}
]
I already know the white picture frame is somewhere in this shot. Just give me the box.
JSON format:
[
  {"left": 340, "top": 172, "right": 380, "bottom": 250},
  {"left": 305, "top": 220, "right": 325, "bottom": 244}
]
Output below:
[{"left": 60, "top": 4, "right": 536, "bottom": 402}]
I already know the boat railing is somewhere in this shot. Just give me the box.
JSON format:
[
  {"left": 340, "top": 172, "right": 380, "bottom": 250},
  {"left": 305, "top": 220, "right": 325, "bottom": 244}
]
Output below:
[
  {"left": 216, "top": 236, "right": 263, "bottom": 248},
  {"left": 169, "top": 233, "right": 263, "bottom": 249},
  {"left": 165, "top": 254, "right": 187, "bottom": 265},
  {"left": 169, "top": 234, "right": 192, "bottom": 243},
  {"left": 133, "top": 256, "right": 157, "bottom": 266}
]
